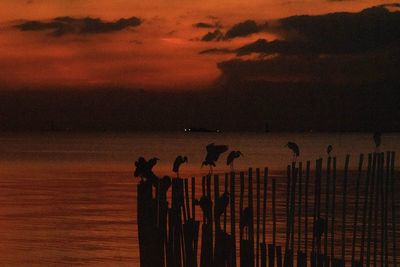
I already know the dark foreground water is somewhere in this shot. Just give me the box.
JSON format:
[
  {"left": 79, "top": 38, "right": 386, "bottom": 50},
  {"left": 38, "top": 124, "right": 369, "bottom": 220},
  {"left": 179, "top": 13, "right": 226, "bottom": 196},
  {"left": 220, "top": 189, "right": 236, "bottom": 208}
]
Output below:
[{"left": 0, "top": 132, "right": 399, "bottom": 266}]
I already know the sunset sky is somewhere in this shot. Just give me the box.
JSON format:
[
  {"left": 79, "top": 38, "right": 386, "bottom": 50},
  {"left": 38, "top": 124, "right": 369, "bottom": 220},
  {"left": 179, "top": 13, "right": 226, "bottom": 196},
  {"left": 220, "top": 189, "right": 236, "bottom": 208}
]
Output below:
[{"left": 1, "top": 0, "right": 398, "bottom": 90}]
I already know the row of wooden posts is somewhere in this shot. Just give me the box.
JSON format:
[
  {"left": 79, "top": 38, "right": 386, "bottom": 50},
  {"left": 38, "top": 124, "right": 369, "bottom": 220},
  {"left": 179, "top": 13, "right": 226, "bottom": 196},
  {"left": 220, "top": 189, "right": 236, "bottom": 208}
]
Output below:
[{"left": 137, "top": 151, "right": 398, "bottom": 267}]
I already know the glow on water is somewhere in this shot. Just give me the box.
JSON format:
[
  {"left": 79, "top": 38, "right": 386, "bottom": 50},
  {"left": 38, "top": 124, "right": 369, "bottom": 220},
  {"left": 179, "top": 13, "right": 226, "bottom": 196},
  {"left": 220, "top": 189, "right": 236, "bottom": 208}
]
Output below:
[{"left": 0, "top": 132, "right": 399, "bottom": 266}]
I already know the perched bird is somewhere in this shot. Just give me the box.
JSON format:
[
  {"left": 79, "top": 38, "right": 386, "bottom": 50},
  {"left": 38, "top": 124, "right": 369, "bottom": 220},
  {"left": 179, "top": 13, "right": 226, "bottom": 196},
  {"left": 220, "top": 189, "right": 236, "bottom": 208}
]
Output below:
[
  {"left": 240, "top": 207, "right": 252, "bottom": 239},
  {"left": 286, "top": 142, "right": 300, "bottom": 162},
  {"left": 313, "top": 217, "right": 326, "bottom": 242},
  {"left": 327, "top": 145, "right": 333, "bottom": 157},
  {"left": 373, "top": 132, "right": 381, "bottom": 149},
  {"left": 134, "top": 157, "right": 160, "bottom": 183},
  {"left": 134, "top": 157, "right": 147, "bottom": 179},
  {"left": 202, "top": 143, "right": 228, "bottom": 174},
  {"left": 172, "top": 155, "right": 188, "bottom": 178},
  {"left": 226, "top": 150, "right": 243, "bottom": 172},
  {"left": 214, "top": 191, "right": 229, "bottom": 221}
]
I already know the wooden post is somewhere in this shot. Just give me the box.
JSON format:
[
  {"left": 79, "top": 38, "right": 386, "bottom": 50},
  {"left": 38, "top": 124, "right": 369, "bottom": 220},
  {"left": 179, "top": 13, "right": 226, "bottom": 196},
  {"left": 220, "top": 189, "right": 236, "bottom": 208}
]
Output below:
[
  {"left": 373, "top": 154, "right": 383, "bottom": 267},
  {"left": 366, "top": 153, "right": 378, "bottom": 267},
  {"left": 224, "top": 173, "right": 229, "bottom": 232},
  {"left": 330, "top": 157, "right": 337, "bottom": 261},
  {"left": 230, "top": 171, "right": 237, "bottom": 267},
  {"left": 257, "top": 168, "right": 261, "bottom": 267},
  {"left": 285, "top": 165, "right": 292, "bottom": 254},
  {"left": 298, "top": 162, "right": 303, "bottom": 254},
  {"left": 384, "top": 152, "right": 390, "bottom": 267},
  {"left": 390, "top": 151, "right": 397, "bottom": 267},
  {"left": 341, "top": 155, "right": 350, "bottom": 261},
  {"left": 269, "top": 178, "right": 277, "bottom": 267},
  {"left": 351, "top": 154, "right": 364, "bottom": 266},
  {"left": 185, "top": 178, "right": 190, "bottom": 220},
  {"left": 324, "top": 156, "right": 331, "bottom": 265},
  {"left": 249, "top": 168, "right": 255, "bottom": 267},
  {"left": 360, "top": 153, "right": 372, "bottom": 265},
  {"left": 262, "top": 168, "right": 268, "bottom": 267},
  {"left": 305, "top": 161, "right": 310, "bottom": 266}
]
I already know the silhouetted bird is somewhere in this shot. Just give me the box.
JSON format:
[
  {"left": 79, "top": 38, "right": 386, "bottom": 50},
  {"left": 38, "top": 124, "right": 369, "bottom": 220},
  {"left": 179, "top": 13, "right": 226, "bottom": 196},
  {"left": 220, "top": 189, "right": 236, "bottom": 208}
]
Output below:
[
  {"left": 172, "top": 155, "right": 188, "bottom": 178},
  {"left": 195, "top": 196, "right": 213, "bottom": 223},
  {"left": 313, "top": 217, "right": 326, "bottom": 242},
  {"left": 286, "top": 142, "right": 300, "bottom": 161},
  {"left": 226, "top": 150, "right": 243, "bottom": 172},
  {"left": 214, "top": 191, "right": 229, "bottom": 220},
  {"left": 134, "top": 157, "right": 147, "bottom": 179},
  {"left": 202, "top": 143, "right": 228, "bottom": 174},
  {"left": 373, "top": 132, "right": 381, "bottom": 148},
  {"left": 240, "top": 207, "right": 252, "bottom": 239},
  {"left": 134, "top": 157, "right": 159, "bottom": 183},
  {"left": 327, "top": 145, "right": 333, "bottom": 156}
]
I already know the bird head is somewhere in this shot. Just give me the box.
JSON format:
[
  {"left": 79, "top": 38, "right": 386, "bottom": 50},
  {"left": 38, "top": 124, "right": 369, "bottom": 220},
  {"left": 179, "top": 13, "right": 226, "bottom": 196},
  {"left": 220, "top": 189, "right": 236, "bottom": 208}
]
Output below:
[{"left": 183, "top": 156, "right": 188, "bottom": 163}]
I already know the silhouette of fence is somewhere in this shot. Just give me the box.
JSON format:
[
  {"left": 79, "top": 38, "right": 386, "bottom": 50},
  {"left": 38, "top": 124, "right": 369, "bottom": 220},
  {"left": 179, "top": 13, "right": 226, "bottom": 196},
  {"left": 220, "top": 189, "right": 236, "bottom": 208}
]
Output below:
[{"left": 136, "top": 151, "right": 398, "bottom": 267}]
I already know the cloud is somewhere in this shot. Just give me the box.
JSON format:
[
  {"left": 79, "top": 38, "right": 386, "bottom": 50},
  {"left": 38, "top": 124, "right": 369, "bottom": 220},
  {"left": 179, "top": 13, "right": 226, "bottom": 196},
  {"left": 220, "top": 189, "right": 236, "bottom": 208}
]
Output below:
[
  {"left": 16, "top": 16, "right": 142, "bottom": 36},
  {"left": 199, "top": 48, "right": 232, "bottom": 54},
  {"left": 193, "top": 22, "right": 215, "bottom": 28},
  {"left": 201, "top": 29, "right": 223, "bottom": 41},
  {"left": 217, "top": 5, "right": 400, "bottom": 84},
  {"left": 276, "top": 5, "right": 400, "bottom": 54},
  {"left": 225, "top": 20, "right": 268, "bottom": 39},
  {"left": 199, "top": 19, "right": 268, "bottom": 41}
]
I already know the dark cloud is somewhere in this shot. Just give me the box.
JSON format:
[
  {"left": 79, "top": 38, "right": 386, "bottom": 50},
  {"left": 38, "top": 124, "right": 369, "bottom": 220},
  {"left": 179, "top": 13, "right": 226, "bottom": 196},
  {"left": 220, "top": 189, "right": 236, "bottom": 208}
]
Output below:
[
  {"left": 16, "top": 16, "right": 142, "bottom": 36},
  {"left": 199, "top": 48, "right": 232, "bottom": 54},
  {"left": 224, "top": 20, "right": 268, "bottom": 39},
  {"left": 276, "top": 6, "right": 400, "bottom": 54},
  {"left": 215, "top": 5, "right": 400, "bottom": 85},
  {"left": 193, "top": 22, "right": 215, "bottom": 28},
  {"left": 201, "top": 29, "right": 223, "bottom": 41},
  {"left": 199, "top": 20, "right": 267, "bottom": 41},
  {"left": 236, "top": 39, "right": 315, "bottom": 56}
]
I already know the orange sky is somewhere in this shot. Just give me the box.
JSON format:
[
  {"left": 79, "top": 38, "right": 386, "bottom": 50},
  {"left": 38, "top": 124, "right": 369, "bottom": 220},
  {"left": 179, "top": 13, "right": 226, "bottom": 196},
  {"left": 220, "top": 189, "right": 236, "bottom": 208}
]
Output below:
[{"left": 0, "top": 0, "right": 395, "bottom": 90}]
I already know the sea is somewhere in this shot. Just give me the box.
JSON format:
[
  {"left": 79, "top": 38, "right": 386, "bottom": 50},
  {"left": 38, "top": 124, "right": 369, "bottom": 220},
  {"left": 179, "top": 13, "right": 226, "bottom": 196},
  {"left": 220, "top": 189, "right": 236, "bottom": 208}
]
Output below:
[{"left": 0, "top": 132, "right": 399, "bottom": 266}]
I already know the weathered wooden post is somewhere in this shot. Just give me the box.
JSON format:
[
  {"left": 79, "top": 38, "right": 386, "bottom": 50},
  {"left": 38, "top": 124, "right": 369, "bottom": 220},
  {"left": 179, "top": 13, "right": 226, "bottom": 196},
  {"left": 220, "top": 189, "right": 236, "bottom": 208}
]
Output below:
[
  {"left": 390, "top": 151, "right": 397, "bottom": 267},
  {"left": 230, "top": 171, "right": 237, "bottom": 267},
  {"left": 351, "top": 154, "right": 363, "bottom": 267},
  {"left": 366, "top": 153, "right": 378, "bottom": 267},
  {"left": 360, "top": 153, "right": 372, "bottom": 266}
]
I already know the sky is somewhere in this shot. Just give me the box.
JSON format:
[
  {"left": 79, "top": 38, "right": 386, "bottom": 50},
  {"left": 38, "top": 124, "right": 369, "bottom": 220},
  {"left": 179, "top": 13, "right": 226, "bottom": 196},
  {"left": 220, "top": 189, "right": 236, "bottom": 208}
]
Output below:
[{"left": 1, "top": 0, "right": 399, "bottom": 90}]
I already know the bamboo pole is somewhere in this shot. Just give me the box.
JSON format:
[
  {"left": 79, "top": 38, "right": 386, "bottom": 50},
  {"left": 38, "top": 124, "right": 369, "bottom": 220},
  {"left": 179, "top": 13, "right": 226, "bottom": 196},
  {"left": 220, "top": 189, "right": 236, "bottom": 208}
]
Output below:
[
  {"left": 390, "top": 151, "right": 397, "bottom": 267},
  {"left": 324, "top": 156, "right": 332, "bottom": 262},
  {"left": 262, "top": 168, "right": 268, "bottom": 267},
  {"left": 384, "top": 152, "right": 390, "bottom": 267},
  {"left": 249, "top": 168, "right": 255, "bottom": 267},
  {"left": 351, "top": 154, "right": 364, "bottom": 266},
  {"left": 366, "top": 153, "right": 378, "bottom": 267},
  {"left": 373, "top": 154, "right": 383, "bottom": 267},
  {"left": 305, "top": 161, "right": 310, "bottom": 262},
  {"left": 230, "top": 171, "right": 237, "bottom": 267},
  {"left": 257, "top": 168, "right": 261, "bottom": 267},
  {"left": 263, "top": 168, "right": 268, "bottom": 244},
  {"left": 330, "top": 157, "right": 337, "bottom": 261},
  {"left": 273, "top": 178, "right": 277, "bottom": 246},
  {"left": 360, "top": 153, "right": 372, "bottom": 265},
  {"left": 224, "top": 173, "right": 229, "bottom": 232},
  {"left": 341, "top": 155, "right": 350, "bottom": 261},
  {"left": 192, "top": 177, "right": 196, "bottom": 222},
  {"left": 185, "top": 178, "right": 190, "bottom": 220},
  {"left": 286, "top": 165, "right": 292, "bottom": 253},
  {"left": 298, "top": 162, "right": 303, "bottom": 253}
]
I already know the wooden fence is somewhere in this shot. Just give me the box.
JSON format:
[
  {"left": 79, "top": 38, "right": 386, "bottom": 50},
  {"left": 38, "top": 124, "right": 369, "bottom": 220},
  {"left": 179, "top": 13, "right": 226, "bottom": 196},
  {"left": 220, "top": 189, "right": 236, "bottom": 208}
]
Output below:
[{"left": 137, "top": 151, "right": 398, "bottom": 267}]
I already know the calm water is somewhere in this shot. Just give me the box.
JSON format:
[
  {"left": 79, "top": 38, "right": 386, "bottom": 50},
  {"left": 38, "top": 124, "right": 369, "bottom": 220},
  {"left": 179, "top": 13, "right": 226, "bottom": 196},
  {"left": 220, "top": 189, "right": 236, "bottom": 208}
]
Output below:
[{"left": 0, "top": 132, "right": 399, "bottom": 266}]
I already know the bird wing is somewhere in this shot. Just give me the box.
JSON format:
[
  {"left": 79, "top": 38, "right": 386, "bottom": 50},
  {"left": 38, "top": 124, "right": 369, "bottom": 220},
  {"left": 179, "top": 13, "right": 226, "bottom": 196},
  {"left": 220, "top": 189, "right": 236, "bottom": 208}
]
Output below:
[
  {"left": 214, "top": 145, "right": 228, "bottom": 154},
  {"left": 227, "top": 151, "right": 235, "bottom": 165},
  {"left": 172, "top": 157, "right": 180, "bottom": 172}
]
